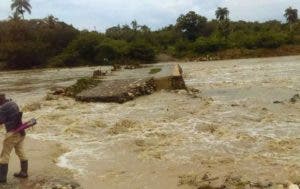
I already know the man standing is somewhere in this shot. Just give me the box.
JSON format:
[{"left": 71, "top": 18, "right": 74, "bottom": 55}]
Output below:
[{"left": 0, "top": 93, "right": 28, "bottom": 183}]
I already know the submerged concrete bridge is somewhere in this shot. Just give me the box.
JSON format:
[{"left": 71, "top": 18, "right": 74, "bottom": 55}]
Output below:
[{"left": 76, "top": 64, "right": 186, "bottom": 103}]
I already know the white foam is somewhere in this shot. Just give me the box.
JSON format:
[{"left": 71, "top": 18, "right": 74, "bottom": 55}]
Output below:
[{"left": 57, "top": 151, "right": 85, "bottom": 175}]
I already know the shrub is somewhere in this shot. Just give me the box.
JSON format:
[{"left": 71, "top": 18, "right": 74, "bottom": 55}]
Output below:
[
  {"left": 193, "top": 36, "right": 227, "bottom": 54},
  {"left": 256, "top": 32, "right": 287, "bottom": 48},
  {"left": 0, "top": 19, "right": 78, "bottom": 69},
  {"left": 241, "top": 35, "right": 259, "bottom": 49},
  {"left": 94, "top": 43, "right": 119, "bottom": 64},
  {"left": 51, "top": 34, "right": 132, "bottom": 66},
  {"left": 94, "top": 39, "right": 129, "bottom": 64},
  {"left": 48, "top": 52, "right": 80, "bottom": 67},
  {"left": 174, "top": 39, "right": 193, "bottom": 57},
  {"left": 4, "top": 41, "right": 48, "bottom": 69},
  {"left": 127, "top": 41, "right": 156, "bottom": 62},
  {"left": 65, "top": 32, "right": 102, "bottom": 61}
]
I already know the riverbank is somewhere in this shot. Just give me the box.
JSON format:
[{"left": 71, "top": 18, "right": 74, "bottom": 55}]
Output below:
[
  {"left": 0, "top": 136, "right": 79, "bottom": 189},
  {"left": 184, "top": 45, "right": 300, "bottom": 62},
  {"left": 1, "top": 47, "right": 300, "bottom": 72}
]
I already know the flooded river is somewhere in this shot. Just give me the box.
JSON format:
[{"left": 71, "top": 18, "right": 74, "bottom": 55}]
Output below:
[{"left": 0, "top": 56, "right": 299, "bottom": 188}]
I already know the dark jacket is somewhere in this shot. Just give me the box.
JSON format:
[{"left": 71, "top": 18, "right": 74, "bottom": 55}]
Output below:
[{"left": 0, "top": 101, "right": 22, "bottom": 132}]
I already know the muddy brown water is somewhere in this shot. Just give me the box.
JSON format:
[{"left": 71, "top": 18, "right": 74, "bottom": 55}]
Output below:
[{"left": 0, "top": 56, "right": 299, "bottom": 188}]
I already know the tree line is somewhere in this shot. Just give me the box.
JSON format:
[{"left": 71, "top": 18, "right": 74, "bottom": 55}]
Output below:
[{"left": 0, "top": 0, "right": 299, "bottom": 69}]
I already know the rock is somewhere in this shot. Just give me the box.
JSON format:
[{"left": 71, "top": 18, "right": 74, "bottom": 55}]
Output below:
[
  {"left": 45, "top": 94, "right": 59, "bottom": 101},
  {"left": 273, "top": 100, "right": 283, "bottom": 104},
  {"left": 47, "top": 87, "right": 67, "bottom": 96},
  {"left": 112, "top": 64, "right": 121, "bottom": 71},
  {"left": 250, "top": 181, "right": 272, "bottom": 188},
  {"left": 177, "top": 90, "right": 188, "bottom": 95},
  {"left": 53, "top": 88, "right": 65, "bottom": 95},
  {"left": 47, "top": 181, "right": 80, "bottom": 189},
  {"left": 290, "top": 94, "right": 300, "bottom": 103},
  {"left": 92, "top": 69, "right": 107, "bottom": 78},
  {"left": 128, "top": 92, "right": 134, "bottom": 97},
  {"left": 189, "top": 88, "right": 200, "bottom": 93},
  {"left": 202, "top": 173, "right": 210, "bottom": 180},
  {"left": 124, "top": 64, "right": 142, "bottom": 69},
  {"left": 69, "top": 182, "right": 80, "bottom": 189}
]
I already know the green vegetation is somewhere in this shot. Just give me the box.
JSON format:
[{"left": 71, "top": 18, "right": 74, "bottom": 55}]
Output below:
[
  {"left": 0, "top": 18, "right": 78, "bottom": 69},
  {"left": 285, "top": 7, "right": 298, "bottom": 33},
  {"left": 149, "top": 68, "right": 162, "bottom": 74},
  {"left": 65, "top": 78, "right": 101, "bottom": 97},
  {"left": 216, "top": 7, "right": 230, "bottom": 39},
  {"left": 0, "top": 2, "right": 299, "bottom": 70}
]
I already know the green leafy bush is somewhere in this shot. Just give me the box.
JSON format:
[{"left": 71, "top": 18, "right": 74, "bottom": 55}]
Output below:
[
  {"left": 193, "top": 36, "right": 227, "bottom": 54},
  {"left": 48, "top": 52, "right": 80, "bottom": 67},
  {"left": 127, "top": 41, "right": 156, "bottom": 62},
  {"left": 174, "top": 39, "right": 193, "bottom": 57},
  {"left": 0, "top": 19, "right": 78, "bottom": 69},
  {"left": 94, "top": 39, "right": 129, "bottom": 64},
  {"left": 256, "top": 32, "right": 287, "bottom": 48},
  {"left": 3, "top": 41, "right": 48, "bottom": 69}
]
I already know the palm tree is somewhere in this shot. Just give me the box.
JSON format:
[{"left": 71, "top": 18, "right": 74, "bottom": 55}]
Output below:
[
  {"left": 11, "top": 0, "right": 32, "bottom": 19},
  {"left": 216, "top": 7, "right": 230, "bottom": 39},
  {"left": 9, "top": 11, "right": 21, "bottom": 20},
  {"left": 284, "top": 7, "right": 298, "bottom": 32},
  {"left": 215, "top": 7, "right": 229, "bottom": 21},
  {"left": 131, "top": 20, "right": 138, "bottom": 31}
]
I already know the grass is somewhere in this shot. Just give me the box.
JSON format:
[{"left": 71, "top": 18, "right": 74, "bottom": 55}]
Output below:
[{"left": 149, "top": 68, "right": 162, "bottom": 74}]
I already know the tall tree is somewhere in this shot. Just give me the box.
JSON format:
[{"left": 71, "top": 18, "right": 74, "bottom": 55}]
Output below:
[
  {"left": 131, "top": 20, "right": 138, "bottom": 31},
  {"left": 176, "top": 11, "right": 208, "bottom": 41},
  {"left": 216, "top": 7, "right": 230, "bottom": 39},
  {"left": 216, "top": 7, "right": 229, "bottom": 21},
  {"left": 8, "top": 11, "right": 21, "bottom": 20},
  {"left": 45, "top": 15, "right": 59, "bottom": 28},
  {"left": 284, "top": 7, "right": 298, "bottom": 32},
  {"left": 140, "top": 25, "right": 150, "bottom": 33},
  {"left": 11, "top": 0, "right": 32, "bottom": 19}
]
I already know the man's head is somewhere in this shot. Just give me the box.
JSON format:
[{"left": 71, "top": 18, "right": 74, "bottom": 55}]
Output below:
[{"left": 0, "top": 93, "right": 6, "bottom": 105}]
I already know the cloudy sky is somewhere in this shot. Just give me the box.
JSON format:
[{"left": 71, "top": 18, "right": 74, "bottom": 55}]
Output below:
[{"left": 0, "top": 0, "right": 299, "bottom": 31}]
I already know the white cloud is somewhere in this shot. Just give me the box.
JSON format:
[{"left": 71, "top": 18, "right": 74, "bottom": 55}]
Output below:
[{"left": 0, "top": 0, "right": 299, "bottom": 30}]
